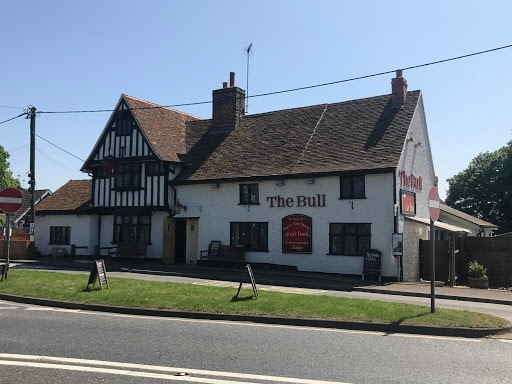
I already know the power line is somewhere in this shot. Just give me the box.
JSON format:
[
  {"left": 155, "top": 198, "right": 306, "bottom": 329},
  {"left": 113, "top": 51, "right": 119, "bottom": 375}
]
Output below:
[
  {"left": 0, "top": 112, "right": 27, "bottom": 125},
  {"left": 36, "top": 134, "right": 85, "bottom": 162},
  {"left": 24, "top": 43, "right": 512, "bottom": 115}
]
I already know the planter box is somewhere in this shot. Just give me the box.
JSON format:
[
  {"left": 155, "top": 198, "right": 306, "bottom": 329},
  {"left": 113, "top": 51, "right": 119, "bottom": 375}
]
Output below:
[{"left": 468, "top": 276, "right": 489, "bottom": 289}]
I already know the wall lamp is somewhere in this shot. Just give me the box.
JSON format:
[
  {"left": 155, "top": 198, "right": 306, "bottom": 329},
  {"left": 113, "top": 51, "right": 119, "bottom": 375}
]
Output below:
[
  {"left": 173, "top": 200, "right": 187, "bottom": 215},
  {"left": 211, "top": 183, "right": 219, "bottom": 188},
  {"left": 275, "top": 180, "right": 284, "bottom": 186},
  {"left": 305, "top": 178, "right": 315, "bottom": 184}
]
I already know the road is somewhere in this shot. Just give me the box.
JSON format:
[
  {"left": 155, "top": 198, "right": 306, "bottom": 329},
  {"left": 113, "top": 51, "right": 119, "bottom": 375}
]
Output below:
[{"left": 1, "top": 299, "right": 512, "bottom": 383}]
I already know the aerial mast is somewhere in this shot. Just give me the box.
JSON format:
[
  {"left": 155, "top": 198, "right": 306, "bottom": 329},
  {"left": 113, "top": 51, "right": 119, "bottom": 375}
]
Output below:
[{"left": 245, "top": 43, "right": 253, "bottom": 113}]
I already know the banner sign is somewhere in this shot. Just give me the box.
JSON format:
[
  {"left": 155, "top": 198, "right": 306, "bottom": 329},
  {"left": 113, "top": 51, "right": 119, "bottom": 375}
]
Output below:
[{"left": 282, "top": 214, "right": 312, "bottom": 253}]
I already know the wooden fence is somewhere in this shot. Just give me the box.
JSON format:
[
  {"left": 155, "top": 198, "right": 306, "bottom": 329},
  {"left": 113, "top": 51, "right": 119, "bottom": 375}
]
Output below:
[{"left": 420, "top": 236, "right": 512, "bottom": 288}]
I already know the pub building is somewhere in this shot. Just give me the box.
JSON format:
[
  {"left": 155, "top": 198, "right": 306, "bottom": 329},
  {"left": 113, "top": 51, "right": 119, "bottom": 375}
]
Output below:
[{"left": 36, "top": 70, "right": 454, "bottom": 282}]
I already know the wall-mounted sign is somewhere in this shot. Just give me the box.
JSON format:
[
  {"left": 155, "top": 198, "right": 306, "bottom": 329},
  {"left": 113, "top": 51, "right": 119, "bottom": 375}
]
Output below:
[
  {"left": 267, "top": 194, "right": 326, "bottom": 208},
  {"left": 400, "top": 190, "right": 416, "bottom": 215},
  {"left": 282, "top": 214, "right": 312, "bottom": 253},
  {"left": 399, "top": 171, "right": 422, "bottom": 191},
  {"left": 392, "top": 233, "right": 403, "bottom": 256}
]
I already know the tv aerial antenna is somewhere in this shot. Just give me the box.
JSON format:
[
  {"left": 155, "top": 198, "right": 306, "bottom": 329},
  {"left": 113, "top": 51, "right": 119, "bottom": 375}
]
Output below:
[{"left": 245, "top": 43, "right": 253, "bottom": 112}]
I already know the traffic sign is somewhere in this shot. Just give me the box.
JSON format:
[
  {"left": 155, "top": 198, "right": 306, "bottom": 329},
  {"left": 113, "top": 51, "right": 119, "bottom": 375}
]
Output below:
[
  {"left": 428, "top": 186, "right": 440, "bottom": 222},
  {"left": 0, "top": 188, "right": 23, "bottom": 213}
]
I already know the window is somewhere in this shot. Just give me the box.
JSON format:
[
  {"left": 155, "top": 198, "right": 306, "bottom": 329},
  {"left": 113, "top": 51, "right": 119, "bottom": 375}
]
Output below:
[
  {"left": 230, "top": 222, "right": 268, "bottom": 252},
  {"left": 340, "top": 175, "right": 365, "bottom": 199},
  {"left": 329, "top": 223, "right": 371, "bottom": 256},
  {"left": 50, "top": 226, "right": 71, "bottom": 245},
  {"left": 146, "top": 162, "right": 166, "bottom": 176},
  {"left": 239, "top": 183, "right": 259, "bottom": 205},
  {"left": 113, "top": 215, "right": 151, "bottom": 243},
  {"left": 115, "top": 163, "right": 141, "bottom": 190},
  {"left": 115, "top": 115, "right": 134, "bottom": 136}
]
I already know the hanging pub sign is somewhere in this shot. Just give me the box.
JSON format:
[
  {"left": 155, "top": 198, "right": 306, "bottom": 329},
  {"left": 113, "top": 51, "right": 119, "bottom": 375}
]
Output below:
[
  {"left": 400, "top": 189, "right": 416, "bottom": 215},
  {"left": 282, "top": 214, "right": 312, "bottom": 254}
]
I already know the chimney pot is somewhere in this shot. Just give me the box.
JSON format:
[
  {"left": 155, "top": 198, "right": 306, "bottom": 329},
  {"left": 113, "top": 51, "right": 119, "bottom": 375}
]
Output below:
[
  {"left": 223, "top": 82, "right": 228, "bottom": 89},
  {"left": 229, "top": 72, "right": 235, "bottom": 87}
]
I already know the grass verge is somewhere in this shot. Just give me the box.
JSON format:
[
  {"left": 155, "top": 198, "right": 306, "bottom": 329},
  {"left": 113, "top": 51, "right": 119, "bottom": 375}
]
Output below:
[{"left": 0, "top": 270, "right": 509, "bottom": 329}]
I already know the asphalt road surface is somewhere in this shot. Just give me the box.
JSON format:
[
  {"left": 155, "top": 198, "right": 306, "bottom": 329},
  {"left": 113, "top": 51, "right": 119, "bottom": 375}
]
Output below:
[{"left": 1, "top": 300, "right": 512, "bottom": 383}]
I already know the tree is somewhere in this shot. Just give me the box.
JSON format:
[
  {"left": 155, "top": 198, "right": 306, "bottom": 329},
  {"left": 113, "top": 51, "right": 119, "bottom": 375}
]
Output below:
[
  {"left": 0, "top": 145, "right": 18, "bottom": 190},
  {"left": 445, "top": 142, "right": 512, "bottom": 234}
]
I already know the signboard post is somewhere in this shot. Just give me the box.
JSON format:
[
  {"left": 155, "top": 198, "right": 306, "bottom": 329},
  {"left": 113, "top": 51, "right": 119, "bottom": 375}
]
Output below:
[
  {"left": 428, "top": 186, "right": 440, "bottom": 314},
  {"left": 86, "top": 259, "right": 109, "bottom": 290},
  {"left": 236, "top": 264, "right": 258, "bottom": 299},
  {"left": 0, "top": 188, "right": 24, "bottom": 281}
]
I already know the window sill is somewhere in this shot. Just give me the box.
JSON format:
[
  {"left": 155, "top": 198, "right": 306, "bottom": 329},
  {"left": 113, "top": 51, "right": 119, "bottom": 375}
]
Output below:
[
  {"left": 338, "top": 197, "right": 367, "bottom": 200},
  {"left": 327, "top": 253, "right": 363, "bottom": 257}
]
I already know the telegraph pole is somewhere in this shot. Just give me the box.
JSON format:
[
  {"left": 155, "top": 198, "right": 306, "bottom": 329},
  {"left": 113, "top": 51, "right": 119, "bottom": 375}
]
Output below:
[{"left": 28, "top": 106, "right": 36, "bottom": 247}]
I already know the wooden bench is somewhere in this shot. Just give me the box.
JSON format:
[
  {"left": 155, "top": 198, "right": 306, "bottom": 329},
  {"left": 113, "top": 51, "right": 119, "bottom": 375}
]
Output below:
[
  {"left": 200, "top": 243, "right": 245, "bottom": 267},
  {"left": 108, "top": 242, "right": 147, "bottom": 259}
]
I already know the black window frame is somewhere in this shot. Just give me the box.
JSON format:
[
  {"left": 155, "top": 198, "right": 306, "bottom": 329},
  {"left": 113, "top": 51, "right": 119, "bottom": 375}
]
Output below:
[
  {"left": 114, "top": 163, "right": 141, "bottom": 190},
  {"left": 230, "top": 222, "right": 268, "bottom": 252},
  {"left": 340, "top": 175, "right": 366, "bottom": 199},
  {"left": 239, "top": 183, "right": 259, "bottom": 205},
  {"left": 115, "top": 113, "right": 134, "bottom": 136},
  {"left": 113, "top": 215, "right": 151, "bottom": 244},
  {"left": 146, "top": 162, "right": 166, "bottom": 176},
  {"left": 49, "top": 226, "right": 71, "bottom": 245},
  {"left": 328, "top": 223, "right": 371, "bottom": 256}
]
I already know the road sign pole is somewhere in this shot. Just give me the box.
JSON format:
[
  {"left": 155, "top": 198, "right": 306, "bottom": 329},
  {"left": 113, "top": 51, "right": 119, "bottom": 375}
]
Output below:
[
  {"left": 3, "top": 213, "right": 11, "bottom": 280},
  {"left": 430, "top": 218, "right": 435, "bottom": 313}
]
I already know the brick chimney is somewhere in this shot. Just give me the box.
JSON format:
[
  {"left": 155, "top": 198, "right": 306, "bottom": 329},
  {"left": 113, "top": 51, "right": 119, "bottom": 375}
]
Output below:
[
  {"left": 212, "top": 72, "right": 246, "bottom": 126},
  {"left": 391, "top": 69, "right": 408, "bottom": 109}
]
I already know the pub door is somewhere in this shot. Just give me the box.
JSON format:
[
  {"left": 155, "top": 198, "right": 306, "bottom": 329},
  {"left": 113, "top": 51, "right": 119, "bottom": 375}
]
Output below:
[{"left": 174, "top": 218, "right": 187, "bottom": 264}]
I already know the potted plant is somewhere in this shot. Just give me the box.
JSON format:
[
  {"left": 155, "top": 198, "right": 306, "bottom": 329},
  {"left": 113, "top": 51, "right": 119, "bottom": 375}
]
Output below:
[{"left": 467, "top": 260, "right": 489, "bottom": 289}]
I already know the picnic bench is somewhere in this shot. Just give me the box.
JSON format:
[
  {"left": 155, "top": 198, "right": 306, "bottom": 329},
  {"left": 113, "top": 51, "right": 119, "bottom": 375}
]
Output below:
[
  {"left": 200, "top": 241, "right": 245, "bottom": 267},
  {"left": 107, "top": 242, "right": 147, "bottom": 259}
]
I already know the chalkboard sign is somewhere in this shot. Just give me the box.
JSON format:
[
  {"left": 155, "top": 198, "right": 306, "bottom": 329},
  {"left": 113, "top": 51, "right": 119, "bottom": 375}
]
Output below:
[
  {"left": 86, "top": 259, "right": 109, "bottom": 290},
  {"left": 209, "top": 241, "right": 221, "bottom": 257},
  {"left": 236, "top": 264, "right": 258, "bottom": 299},
  {"left": 362, "top": 249, "right": 381, "bottom": 281}
]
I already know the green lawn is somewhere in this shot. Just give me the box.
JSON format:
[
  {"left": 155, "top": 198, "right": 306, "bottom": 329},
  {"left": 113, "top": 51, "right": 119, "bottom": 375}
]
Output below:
[{"left": 0, "top": 269, "right": 509, "bottom": 329}]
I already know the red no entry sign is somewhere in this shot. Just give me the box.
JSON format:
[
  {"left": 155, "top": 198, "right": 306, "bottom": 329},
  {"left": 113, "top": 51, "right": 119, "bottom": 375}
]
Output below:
[
  {"left": 0, "top": 188, "right": 23, "bottom": 213},
  {"left": 428, "top": 186, "right": 440, "bottom": 222}
]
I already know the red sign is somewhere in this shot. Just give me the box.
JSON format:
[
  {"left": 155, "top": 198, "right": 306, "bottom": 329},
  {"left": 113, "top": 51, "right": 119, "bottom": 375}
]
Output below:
[
  {"left": 0, "top": 188, "right": 23, "bottom": 213},
  {"left": 399, "top": 171, "right": 423, "bottom": 191},
  {"left": 282, "top": 214, "right": 312, "bottom": 254},
  {"left": 400, "top": 190, "right": 416, "bottom": 215},
  {"left": 428, "top": 186, "right": 440, "bottom": 221}
]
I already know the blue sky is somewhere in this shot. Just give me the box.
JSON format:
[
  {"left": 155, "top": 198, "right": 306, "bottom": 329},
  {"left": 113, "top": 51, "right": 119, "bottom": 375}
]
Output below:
[{"left": 1, "top": 1, "right": 511, "bottom": 199}]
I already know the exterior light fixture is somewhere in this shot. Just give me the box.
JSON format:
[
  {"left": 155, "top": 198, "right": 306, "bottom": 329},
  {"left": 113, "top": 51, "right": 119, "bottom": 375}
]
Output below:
[
  {"left": 275, "top": 180, "right": 284, "bottom": 186},
  {"left": 173, "top": 200, "right": 186, "bottom": 215},
  {"left": 305, "top": 178, "right": 315, "bottom": 184}
]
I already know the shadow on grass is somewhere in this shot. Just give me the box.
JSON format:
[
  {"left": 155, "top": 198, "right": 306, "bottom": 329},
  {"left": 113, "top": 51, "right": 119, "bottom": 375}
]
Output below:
[{"left": 231, "top": 295, "right": 256, "bottom": 302}]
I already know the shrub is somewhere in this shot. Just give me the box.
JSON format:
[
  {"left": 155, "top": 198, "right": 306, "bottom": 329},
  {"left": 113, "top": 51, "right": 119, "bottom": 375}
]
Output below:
[{"left": 468, "top": 260, "right": 487, "bottom": 278}]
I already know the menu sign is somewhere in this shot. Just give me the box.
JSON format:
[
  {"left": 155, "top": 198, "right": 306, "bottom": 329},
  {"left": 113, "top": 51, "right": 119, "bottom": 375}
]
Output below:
[{"left": 282, "top": 214, "right": 312, "bottom": 254}]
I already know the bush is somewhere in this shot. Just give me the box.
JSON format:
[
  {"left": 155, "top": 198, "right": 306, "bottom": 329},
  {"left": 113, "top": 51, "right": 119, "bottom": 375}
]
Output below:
[{"left": 468, "top": 260, "right": 487, "bottom": 278}]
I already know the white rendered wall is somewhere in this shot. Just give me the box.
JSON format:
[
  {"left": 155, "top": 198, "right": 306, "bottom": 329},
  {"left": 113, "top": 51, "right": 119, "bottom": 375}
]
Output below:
[
  {"left": 35, "top": 214, "right": 96, "bottom": 256},
  {"left": 176, "top": 173, "right": 397, "bottom": 277},
  {"left": 396, "top": 94, "right": 437, "bottom": 281}
]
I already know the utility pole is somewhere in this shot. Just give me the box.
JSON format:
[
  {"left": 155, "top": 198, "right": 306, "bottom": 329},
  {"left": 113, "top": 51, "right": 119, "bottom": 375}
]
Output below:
[{"left": 28, "top": 106, "right": 36, "bottom": 249}]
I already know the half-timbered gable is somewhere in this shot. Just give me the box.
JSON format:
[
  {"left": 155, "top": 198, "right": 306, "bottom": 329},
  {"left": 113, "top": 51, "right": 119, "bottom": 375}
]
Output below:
[{"left": 82, "top": 95, "right": 199, "bottom": 210}]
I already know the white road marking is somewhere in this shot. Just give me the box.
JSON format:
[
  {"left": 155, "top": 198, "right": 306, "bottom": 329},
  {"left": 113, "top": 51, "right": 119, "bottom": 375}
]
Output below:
[{"left": 0, "top": 353, "right": 349, "bottom": 384}]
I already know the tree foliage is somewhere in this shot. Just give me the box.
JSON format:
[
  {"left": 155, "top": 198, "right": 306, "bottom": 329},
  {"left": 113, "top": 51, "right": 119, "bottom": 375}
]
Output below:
[
  {"left": 445, "top": 142, "right": 512, "bottom": 234},
  {"left": 0, "top": 145, "right": 18, "bottom": 190}
]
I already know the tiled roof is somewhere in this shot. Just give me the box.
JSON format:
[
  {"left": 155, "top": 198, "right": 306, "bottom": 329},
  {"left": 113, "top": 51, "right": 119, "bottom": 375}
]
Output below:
[
  {"left": 123, "top": 95, "right": 201, "bottom": 162},
  {"left": 176, "top": 91, "right": 421, "bottom": 182},
  {"left": 35, "top": 179, "right": 92, "bottom": 213},
  {"left": 440, "top": 201, "right": 498, "bottom": 228},
  {"left": 11, "top": 188, "right": 51, "bottom": 223}
]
